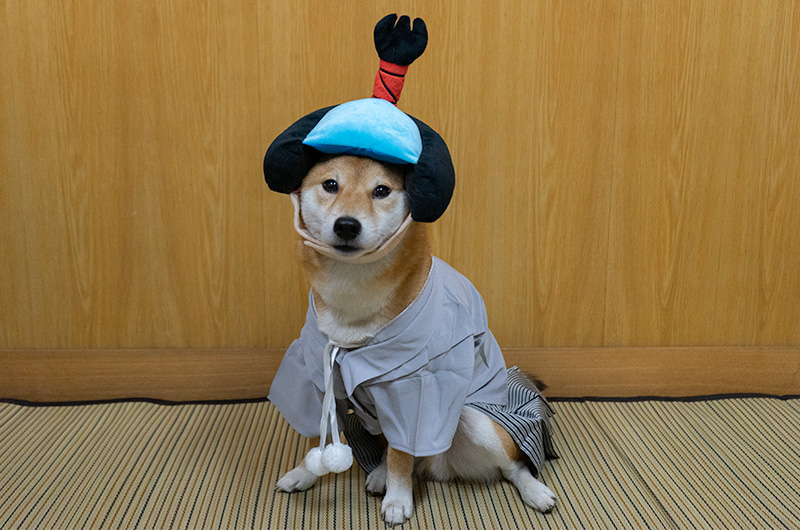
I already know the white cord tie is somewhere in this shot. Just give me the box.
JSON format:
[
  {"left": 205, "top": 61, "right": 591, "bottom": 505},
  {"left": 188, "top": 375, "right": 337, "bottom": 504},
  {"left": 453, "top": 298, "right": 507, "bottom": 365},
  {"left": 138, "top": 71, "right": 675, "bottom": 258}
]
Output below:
[{"left": 304, "top": 341, "right": 354, "bottom": 476}]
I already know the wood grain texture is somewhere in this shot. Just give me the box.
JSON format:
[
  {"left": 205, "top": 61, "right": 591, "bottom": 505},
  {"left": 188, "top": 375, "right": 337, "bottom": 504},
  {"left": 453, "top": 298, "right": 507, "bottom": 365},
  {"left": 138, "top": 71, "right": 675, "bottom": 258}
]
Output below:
[
  {"left": 424, "top": 1, "right": 620, "bottom": 348},
  {"left": 2, "top": 347, "right": 797, "bottom": 401},
  {"left": 2, "top": 1, "right": 799, "bottom": 363},
  {"left": 503, "top": 347, "right": 800, "bottom": 397},
  {"left": 1, "top": 1, "right": 266, "bottom": 348},
  {"left": 0, "top": 349, "right": 281, "bottom": 402},
  {"left": 607, "top": 1, "right": 800, "bottom": 346}
]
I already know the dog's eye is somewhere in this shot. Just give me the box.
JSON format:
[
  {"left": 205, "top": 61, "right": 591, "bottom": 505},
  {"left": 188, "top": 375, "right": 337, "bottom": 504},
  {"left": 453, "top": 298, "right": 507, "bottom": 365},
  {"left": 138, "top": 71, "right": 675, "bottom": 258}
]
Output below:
[
  {"left": 372, "top": 185, "right": 391, "bottom": 199},
  {"left": 322, "top": 179, "right": 338, "bottom": 194}
]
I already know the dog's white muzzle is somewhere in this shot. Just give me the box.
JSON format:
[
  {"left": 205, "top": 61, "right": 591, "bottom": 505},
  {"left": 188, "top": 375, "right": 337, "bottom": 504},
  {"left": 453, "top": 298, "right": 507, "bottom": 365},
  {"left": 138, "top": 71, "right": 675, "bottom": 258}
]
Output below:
[{"left": 291, "top": 192, "right": 412, "bottom": 264}]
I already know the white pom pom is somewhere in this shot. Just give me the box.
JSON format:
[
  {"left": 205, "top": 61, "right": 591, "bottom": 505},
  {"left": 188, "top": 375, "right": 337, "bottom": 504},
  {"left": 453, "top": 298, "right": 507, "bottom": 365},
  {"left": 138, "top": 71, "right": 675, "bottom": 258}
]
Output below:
[
  {"left": 322, "top": 443, "right": 353, "bottom": 473},
  {"left": 304, "top": 447, "right": 327, "bottom": 476}
]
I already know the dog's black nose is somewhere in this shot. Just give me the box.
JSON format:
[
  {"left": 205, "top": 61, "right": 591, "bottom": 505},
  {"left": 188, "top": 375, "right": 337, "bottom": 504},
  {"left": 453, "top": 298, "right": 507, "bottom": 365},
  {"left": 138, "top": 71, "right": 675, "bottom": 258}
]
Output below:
[{"left": 333, "top": 217, "right": 361, "bottom": 241}]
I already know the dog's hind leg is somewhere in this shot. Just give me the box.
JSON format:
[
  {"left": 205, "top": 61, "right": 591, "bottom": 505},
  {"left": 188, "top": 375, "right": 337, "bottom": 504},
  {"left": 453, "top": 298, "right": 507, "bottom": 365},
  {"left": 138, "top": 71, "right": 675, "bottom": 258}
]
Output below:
[
  {"left": 426, "top": 407, "right": 556, "bottom": 513},
  {"left": 488, "top": 415, "right": 556, "bottom": 513},
  {"left": 501, "top": 458, "right": 556, "bottom": 512}
]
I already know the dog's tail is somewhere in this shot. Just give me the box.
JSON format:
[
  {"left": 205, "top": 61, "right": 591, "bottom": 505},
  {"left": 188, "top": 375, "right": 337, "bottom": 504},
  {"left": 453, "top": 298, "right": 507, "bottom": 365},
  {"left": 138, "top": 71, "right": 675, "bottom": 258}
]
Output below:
[{"left": 522, "top": 372, "right": 548, "bottom": 393}]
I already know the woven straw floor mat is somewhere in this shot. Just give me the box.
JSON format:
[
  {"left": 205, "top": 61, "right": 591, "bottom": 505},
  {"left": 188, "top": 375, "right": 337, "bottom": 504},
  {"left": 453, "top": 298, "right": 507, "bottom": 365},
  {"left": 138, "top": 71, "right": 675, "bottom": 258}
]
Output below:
[{"left": 1, "top": 397, "right": 798, "bottom": 529}]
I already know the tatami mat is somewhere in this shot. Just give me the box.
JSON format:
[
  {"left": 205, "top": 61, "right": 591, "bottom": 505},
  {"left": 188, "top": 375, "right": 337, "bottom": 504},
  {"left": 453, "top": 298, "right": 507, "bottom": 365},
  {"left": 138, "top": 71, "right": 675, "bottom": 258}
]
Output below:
[{"left": 1, "top": 397, "right": 798, "bottom": 529}]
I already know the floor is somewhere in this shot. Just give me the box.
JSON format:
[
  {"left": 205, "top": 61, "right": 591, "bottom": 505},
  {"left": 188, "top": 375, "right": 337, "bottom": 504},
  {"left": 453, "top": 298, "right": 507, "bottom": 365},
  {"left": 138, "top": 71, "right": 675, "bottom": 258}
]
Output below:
[{"left": 1, "top": 395, "right": 798, "bottom": 529}]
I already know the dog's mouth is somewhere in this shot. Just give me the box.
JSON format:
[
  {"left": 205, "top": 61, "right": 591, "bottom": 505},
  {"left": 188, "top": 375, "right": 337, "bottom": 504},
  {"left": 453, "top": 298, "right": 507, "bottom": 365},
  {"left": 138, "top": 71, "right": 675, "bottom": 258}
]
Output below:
[{"left": 333, "top": 244, "right": 361, "bottom": 254}]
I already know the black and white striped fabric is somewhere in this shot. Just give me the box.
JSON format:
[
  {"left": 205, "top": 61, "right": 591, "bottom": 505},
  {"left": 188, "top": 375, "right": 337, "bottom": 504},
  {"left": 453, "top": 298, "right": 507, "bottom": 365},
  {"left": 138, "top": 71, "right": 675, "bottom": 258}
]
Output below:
[
  {"left": 468, "top": 366, "right": 558, "bottom": 476},
  {"left": 343, "top": 366, "right": 557, "bottom": 476}
]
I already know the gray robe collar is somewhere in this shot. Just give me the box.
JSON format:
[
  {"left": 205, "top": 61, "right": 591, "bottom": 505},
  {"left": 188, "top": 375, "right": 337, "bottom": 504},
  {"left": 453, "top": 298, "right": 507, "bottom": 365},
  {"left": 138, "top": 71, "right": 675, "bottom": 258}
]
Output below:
[{"left": 299, "top": 257, "right": 479, "bottom": 396}]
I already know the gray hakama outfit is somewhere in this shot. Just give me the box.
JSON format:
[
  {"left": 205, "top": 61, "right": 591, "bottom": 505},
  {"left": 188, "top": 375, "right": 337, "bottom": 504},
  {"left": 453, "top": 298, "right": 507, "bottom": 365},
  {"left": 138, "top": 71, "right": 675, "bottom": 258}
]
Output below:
[{"left": 268, "top": 257, "right": 557, "bottom": 476}]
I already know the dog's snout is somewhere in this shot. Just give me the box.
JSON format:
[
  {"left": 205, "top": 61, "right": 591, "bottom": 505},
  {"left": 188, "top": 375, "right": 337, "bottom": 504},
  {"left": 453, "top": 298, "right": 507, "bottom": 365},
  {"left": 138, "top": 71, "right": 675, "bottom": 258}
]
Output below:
[{"left": 333, "top": 216, "right": 362, "bottom": 241}]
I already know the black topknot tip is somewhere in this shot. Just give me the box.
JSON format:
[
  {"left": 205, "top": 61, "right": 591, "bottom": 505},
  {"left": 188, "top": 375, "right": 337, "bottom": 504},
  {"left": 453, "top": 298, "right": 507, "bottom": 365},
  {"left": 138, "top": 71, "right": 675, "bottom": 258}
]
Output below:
[{"left": 374, "top": 14, "right": 428, "bottom": 66}]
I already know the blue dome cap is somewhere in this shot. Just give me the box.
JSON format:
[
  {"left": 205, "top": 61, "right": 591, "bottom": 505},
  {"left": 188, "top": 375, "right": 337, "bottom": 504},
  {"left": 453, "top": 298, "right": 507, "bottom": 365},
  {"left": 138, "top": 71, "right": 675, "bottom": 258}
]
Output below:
[{"left": 302, "top": 98, "right": 422, "bottom": 165}]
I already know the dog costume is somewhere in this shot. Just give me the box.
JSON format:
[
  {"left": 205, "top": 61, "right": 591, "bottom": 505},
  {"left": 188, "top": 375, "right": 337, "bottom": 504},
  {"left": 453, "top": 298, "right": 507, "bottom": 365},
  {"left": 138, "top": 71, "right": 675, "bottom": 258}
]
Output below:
[{"left": 264, "top": 14, "right": 557, "bottom": 477}]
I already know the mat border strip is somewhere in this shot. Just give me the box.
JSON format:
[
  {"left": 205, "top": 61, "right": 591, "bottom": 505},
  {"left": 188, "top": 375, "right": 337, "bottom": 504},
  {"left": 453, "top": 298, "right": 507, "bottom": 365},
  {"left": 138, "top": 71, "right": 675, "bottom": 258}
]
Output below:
[{"left": 2, "top": 393, "right": 799, "bottom": 408}]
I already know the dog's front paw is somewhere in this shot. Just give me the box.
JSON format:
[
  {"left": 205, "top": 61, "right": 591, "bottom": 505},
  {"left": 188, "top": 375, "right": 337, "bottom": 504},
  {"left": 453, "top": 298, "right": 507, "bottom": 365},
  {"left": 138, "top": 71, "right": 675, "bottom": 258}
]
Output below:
[
  {"left": 520, "top": 480, "right": 557, "bottom": 513},
  {"left": 365, "top": 461, "right": 387, "bottom": 495},
  {"left": 276, "top": 466, "right": 318, "bottom": 493},
  {"left": 381, "top": 491, "right": 413, "bottom": 526}
]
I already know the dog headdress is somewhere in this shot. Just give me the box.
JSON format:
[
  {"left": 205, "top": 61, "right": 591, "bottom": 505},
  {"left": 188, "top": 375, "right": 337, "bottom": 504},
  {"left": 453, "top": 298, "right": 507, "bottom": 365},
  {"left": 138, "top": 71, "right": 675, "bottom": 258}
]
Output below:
[
  {"left": 263, "top": 14, "right": 455, "bottom": 477},
  {"left": 263, "top": 14, "right": 455, "bottom": 223}
]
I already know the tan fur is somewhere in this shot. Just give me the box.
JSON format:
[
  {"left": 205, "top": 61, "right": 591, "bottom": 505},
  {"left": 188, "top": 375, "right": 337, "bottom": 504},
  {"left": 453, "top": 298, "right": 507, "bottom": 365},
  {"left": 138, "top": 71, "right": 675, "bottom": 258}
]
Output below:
[
  {"left": 298, "top": 156, "right": 431, "bottom": 343},
  {"left": 300, "top": 222, "right": 431, "bottom": 325},
  {"left": 493, "top": 420, "right": 521, "bottom": 461},
  {"left": 386, "top": 447, "right": 414, "bottom": 480}
]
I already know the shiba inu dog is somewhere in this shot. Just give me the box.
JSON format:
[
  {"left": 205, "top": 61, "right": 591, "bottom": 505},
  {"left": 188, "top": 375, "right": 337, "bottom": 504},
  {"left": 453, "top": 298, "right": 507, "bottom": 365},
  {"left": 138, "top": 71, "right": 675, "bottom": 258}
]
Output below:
[
  {"left": 272, "top": 154, "right": 557, "bottom": 525},
  {"left": 265, "top": 14, "right": 557, "bottom": 526}
]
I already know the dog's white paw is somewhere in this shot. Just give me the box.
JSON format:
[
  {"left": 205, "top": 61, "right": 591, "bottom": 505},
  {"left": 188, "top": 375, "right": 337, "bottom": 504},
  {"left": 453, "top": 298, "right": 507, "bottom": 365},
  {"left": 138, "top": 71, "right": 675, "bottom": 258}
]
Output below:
[
  {"left": 365, "top": 462, "right": 387, "bottom": 495},
  {"left": 519, "top": 479, "right": 557, "bottom": 513},
  {"left": 381, "top": 491, "right": 413, "bottom": 526},
  {"left": 276, "top": 466, "right": 318, "bottom": 493},
  {"left": 503, "top": 460, "right": 556, "bottom": 513}
]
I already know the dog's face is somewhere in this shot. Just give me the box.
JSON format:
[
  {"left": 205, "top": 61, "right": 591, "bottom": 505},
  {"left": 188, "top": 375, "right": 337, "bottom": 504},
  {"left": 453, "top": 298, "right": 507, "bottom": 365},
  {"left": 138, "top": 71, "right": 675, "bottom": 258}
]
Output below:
[{"left": 299, "top": 155, "right": 409, "bottom": 257}]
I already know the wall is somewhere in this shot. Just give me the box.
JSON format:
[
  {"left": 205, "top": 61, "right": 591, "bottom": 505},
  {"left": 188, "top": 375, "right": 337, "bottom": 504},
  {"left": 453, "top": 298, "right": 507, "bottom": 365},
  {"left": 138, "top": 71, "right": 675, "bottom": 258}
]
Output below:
[{"left": 2, "top": 1, "right": 799, "bottom": 398}]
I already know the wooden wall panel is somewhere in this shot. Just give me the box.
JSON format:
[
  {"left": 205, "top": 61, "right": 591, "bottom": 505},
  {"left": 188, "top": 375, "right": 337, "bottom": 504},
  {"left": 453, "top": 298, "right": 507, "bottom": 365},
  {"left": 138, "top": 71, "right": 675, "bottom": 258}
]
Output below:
[
  {"left": 2, "top": 1, "right": 799, "bottom": 358},
  {"left": 607, "top": 1, "right": 800, "bottom": 346},
  {"left": 1, "top": 1, "right": 266, "bottom": 348},
  {"left": 428, "top": 2, "right": 620, "bottom": 348}
]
